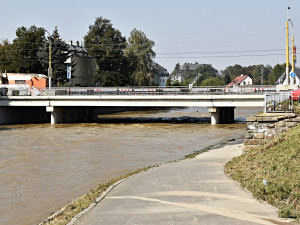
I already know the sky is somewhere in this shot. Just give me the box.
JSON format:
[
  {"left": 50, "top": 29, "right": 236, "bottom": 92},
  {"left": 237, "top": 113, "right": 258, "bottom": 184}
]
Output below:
[{"left": 1, "top": 0, "right": 299, "bottom": 73}]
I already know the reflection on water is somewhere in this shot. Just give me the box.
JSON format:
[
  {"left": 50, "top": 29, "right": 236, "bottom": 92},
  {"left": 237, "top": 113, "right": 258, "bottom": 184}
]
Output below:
[{"left": 0, "top": 107, "right": 261, "bottom": 225}]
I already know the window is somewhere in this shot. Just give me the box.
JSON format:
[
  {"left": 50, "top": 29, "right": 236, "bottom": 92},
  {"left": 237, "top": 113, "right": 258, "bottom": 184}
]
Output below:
[{"left": 15, "top": 80, "right": 26, "bottom": 84}]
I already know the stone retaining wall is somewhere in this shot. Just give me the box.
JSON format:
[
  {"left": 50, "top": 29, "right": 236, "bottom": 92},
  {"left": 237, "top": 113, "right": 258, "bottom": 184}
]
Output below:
[{"left": 244, "top": 113, "right": 300, "bottom": 151}]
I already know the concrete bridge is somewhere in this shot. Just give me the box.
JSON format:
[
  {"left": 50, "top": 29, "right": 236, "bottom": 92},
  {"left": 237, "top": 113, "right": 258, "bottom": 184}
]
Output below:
[{"left": 0, "top": 92, "right": 266, "bottom": 125}]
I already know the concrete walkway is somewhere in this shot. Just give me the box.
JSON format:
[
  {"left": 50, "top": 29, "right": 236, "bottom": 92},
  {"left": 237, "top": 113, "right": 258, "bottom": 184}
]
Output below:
[{"left": 76, "top": 140, "right": 288, "bottom": 225}]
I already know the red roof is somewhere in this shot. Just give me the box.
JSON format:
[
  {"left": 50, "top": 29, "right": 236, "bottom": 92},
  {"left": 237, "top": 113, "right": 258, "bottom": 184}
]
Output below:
[{"left": 227, "top": 75, "right": 249, "bottom": 87}]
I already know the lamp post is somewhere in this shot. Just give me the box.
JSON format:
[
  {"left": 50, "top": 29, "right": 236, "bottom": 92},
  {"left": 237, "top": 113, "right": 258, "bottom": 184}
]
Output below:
[{"left": 45, "top": 30, "right": 52, "bottom": 88}]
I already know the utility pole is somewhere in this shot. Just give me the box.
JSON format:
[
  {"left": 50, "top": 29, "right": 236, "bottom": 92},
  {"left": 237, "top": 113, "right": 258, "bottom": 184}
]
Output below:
[
  {"left": 46, "top": 30, "right": 52, "bottom": 88},
  {"left": 261, "top": 67, "right": 264, "bottom": 85},
  {"left": 286, "top": 7, "right": 290, "bottom": 85}
]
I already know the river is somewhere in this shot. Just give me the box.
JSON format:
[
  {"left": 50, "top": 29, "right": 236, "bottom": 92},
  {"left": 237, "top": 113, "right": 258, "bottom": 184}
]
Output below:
[{"left": 0, "top": 107, "right": 261, "bottom": 225}]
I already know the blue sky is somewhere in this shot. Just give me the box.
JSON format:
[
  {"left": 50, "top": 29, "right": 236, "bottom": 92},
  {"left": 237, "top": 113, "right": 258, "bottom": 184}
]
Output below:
[{"left": 0, "top": 0, "right": 299, "bottom": 73}]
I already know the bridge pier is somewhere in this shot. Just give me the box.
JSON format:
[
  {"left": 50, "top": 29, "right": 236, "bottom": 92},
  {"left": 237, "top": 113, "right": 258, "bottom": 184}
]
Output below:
[
  {"left": 46, "top": 106, "right": 64, "bottom": 124},
  {"left": 209, "top": 107, "right": 235, "bottom": 124}
]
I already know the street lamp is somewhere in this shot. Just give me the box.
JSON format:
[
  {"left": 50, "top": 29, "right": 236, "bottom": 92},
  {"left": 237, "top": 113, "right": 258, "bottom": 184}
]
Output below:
[{"left": 45, "top": 30, "right": 52, "bottom": 88}]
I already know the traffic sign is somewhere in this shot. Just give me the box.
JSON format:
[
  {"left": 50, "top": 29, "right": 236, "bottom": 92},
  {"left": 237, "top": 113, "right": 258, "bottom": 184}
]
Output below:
[
  {"left": 293, "top": 46, "right": 296, "bottom": 54},
  {"left": 290, "top": 72, "right": 296, "bottom": 78},
  {"left": 67, "top": 66, "right": 72, "bottom": 79}
]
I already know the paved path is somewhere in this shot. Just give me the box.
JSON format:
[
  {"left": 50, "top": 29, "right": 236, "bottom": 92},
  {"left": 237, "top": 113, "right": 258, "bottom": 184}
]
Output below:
[{"left": 76, "top": 140, "right": 288, "bottom": 225}]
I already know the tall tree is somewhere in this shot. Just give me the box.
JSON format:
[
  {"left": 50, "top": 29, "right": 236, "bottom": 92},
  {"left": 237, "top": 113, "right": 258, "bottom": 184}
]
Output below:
[
  {"left": 268, "top": 63, "right": 286, "bottom": 85},
  {"left": 195, "top": 64, "right": 217, "bottom": 85},
  {"left": 84, "top": 17, "right": 129, "bottom": 86},
  {"left": 37, "top": 26, "right": 69, "bottom": 85},
  {"left": 12, "top": 26, "right": 45, "bottom": 73},
  {"left": 221, "top": 64, "right": 244, "bottom": 81},
  {"left": 125, "top": 29, "right": 155, "bottom": 86},
  {"left": 0, "top": 39, "right": 14, "bottom": 73}
]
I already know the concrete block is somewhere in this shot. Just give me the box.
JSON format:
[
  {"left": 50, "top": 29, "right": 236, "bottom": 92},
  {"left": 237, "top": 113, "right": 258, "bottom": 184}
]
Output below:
[
  {"left": 275, "top": 127, "right": 283, "bottom": 134},
  {"left": 275, "top": 121, "right": 286, "bottom": 128},
  {"left": 246, "top": 117, "right": 257, "bottom": 122},
  {"left": 284, "top": 117, "right": 300, "bottom": 122},
  {"left": 286, "top": 122, "right": 298, "bottom": 128},
  {"left": 257, "top": 128, "right": 267, "bottom": 133},
  {"left": 266, "top": 133, "right": 274, "bottom": 140},
  {"left": 254, "top": 133, "right": 265, "bottom": 139},
  {"left": 259, "top": 140, "right": 267, "bottom": 145},
  {"left": 257, "top": 117, "right": 278, "bottom": 122},
  {"left": 246, "top": 132, "right": 254, "bottom": 139},
  {"left": 266, "top": 123, "right": 275, "bottom": 129},
  {"left": 244, "top": 139, "right": 259, "bottom": 145},
  {"left": 247, "top": 124, "right": 256, "bottom": 130}
]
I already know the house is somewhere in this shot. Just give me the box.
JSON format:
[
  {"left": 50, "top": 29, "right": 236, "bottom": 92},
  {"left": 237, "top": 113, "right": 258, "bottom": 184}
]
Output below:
[
  {"left": 276, "top": 67, "right": 300, "bottom": 85},
  {"left": 227, "top": 74, "right": 253, "bottom": 87},
  {"left": 151, "top": 61, "right": 169, "bottom": 87},
  {"left": 66, "top": 41, "right": 96, "bottom": 87},
  {"left": 4, "top": 73, "right": 47, "bottom": 88}
]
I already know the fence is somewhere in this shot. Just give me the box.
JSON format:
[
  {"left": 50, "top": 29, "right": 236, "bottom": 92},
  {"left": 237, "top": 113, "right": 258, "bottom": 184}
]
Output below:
[{"left": 265, "top": 92, "right": 293, "bottom": 113}]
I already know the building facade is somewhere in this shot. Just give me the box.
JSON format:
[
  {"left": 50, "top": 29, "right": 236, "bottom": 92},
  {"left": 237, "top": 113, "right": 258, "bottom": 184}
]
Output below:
[
  {"left": 66, "top": 41, "right": 96, "bottom": 87},
  {"left": 151, "top": 61, "right": 169, "bottom": 86}
]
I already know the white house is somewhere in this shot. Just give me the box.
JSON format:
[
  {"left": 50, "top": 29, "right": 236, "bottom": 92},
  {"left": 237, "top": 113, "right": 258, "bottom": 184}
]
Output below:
[
  {"left": 227, "top": 74, "right": 253, "bottom": 87},
  {"left": 276, "top": 67, "right": 300, "bottom": 85}
]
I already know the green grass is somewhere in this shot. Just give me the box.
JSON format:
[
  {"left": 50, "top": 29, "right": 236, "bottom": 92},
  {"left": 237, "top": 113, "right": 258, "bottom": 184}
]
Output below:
[{"left": 225, "top": 125, "right": 300, "bottom": 221}]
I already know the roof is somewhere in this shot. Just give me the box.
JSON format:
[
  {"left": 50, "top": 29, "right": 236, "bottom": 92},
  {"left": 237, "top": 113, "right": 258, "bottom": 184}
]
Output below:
[
  {"left": 3, "top": 73, "right": 47, "bottom": 79},
  {"left": 227, "top": 75, "right": 250, "bottom": 87},
  {"left": 67, "top": 42, "right": 91, "bottom": 58},
  {"left": 152, "top": 61, "right": 167, "bottom": 72},
  {"left": 276, "top": 67, "right": 300, "bottom": 84},
  {"left": 180, "top": 63, "right": 204, "bottom": 71}
]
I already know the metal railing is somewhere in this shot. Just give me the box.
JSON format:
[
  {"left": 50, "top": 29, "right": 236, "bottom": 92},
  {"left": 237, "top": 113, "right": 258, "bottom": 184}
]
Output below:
[
  {"left": 0, "top": 85, "right": 277, "bottom": 97},
  {"left": 265, "top": 92, "right": 293, "bottom": 113}
]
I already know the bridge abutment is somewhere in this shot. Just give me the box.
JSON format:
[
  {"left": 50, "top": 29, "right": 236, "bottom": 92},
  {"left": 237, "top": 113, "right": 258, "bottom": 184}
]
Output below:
[{"left": 209, "top": 107, "right": 235, "bottom": 124}]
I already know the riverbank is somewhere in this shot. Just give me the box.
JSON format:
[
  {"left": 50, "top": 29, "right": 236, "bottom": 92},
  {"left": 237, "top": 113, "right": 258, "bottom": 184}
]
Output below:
[
  {"left": 226, "top": 124, "right": 300, "bottom": 222},
  {"left": 40, "top": 136, "right": 290, "bottom": 225},
  {"left": 71, "top": 138, "right": 288, "bottom": 225}
]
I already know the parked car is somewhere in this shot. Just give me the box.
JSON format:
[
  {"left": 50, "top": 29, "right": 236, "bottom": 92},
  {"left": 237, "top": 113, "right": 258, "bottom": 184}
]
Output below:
[{"left": 291, "top": 88, "right": 300, "bottom": 101}]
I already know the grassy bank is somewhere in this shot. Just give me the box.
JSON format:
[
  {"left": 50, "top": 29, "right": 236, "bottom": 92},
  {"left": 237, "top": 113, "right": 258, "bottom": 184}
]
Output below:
[{"left": 225, "top": 125, "right": 300, "bottom": 221}]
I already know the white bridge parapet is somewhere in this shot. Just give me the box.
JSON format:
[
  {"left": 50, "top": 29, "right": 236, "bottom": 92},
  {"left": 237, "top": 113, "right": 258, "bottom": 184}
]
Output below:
[{"left": 0, "top": 94, "right": 265, "bottom": 107}]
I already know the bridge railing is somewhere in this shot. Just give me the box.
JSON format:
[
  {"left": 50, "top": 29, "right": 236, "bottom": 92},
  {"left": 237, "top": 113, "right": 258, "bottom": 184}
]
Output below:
[{"left": 0, "top": 85, "right": 278, "bottom": 97}]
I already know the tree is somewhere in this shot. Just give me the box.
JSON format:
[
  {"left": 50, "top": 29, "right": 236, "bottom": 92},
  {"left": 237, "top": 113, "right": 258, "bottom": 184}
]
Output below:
[
  {"left": 125, "top": 29, "right": 155, "bottom": 86},
  {"left": 224, "top": 73, "right": 231, "bottom": 84},
  {"left": 200, "top": 77, "right": 224, "bottom": 86},
  {"left": 84, "top": 17, "right": 129, "bottom": 86},
  {"left": 268, "top": 63, "right": 286, "bottom": 85},
  {"left": 0, "top": 39, "right": 14, "bottom": 73},
  {"left": 221, "top": 64, "right": 244, "bottom": 81},
  {"left": 195, "top": 64, "right": 217, "bottom": 85},
  {"left": 37, "top": 27, "right": 69, "bottom": 85},
  {"left": 251, "top": 64, "right": 272, "bottom": 85},
  {"left": 12, "top": 26, "right": 45, "bottom": 73}
]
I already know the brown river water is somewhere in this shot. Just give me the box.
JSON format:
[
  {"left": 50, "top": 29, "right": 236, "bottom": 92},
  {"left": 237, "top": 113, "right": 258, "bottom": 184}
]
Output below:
[{"left": 0, "top": 107, "right": 262, "bottom": 225}]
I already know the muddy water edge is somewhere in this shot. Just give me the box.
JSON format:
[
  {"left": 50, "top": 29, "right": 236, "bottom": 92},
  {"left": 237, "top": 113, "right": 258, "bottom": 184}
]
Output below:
[{"left": 0, "top": 107, "right": 262, "bottom": 225}]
